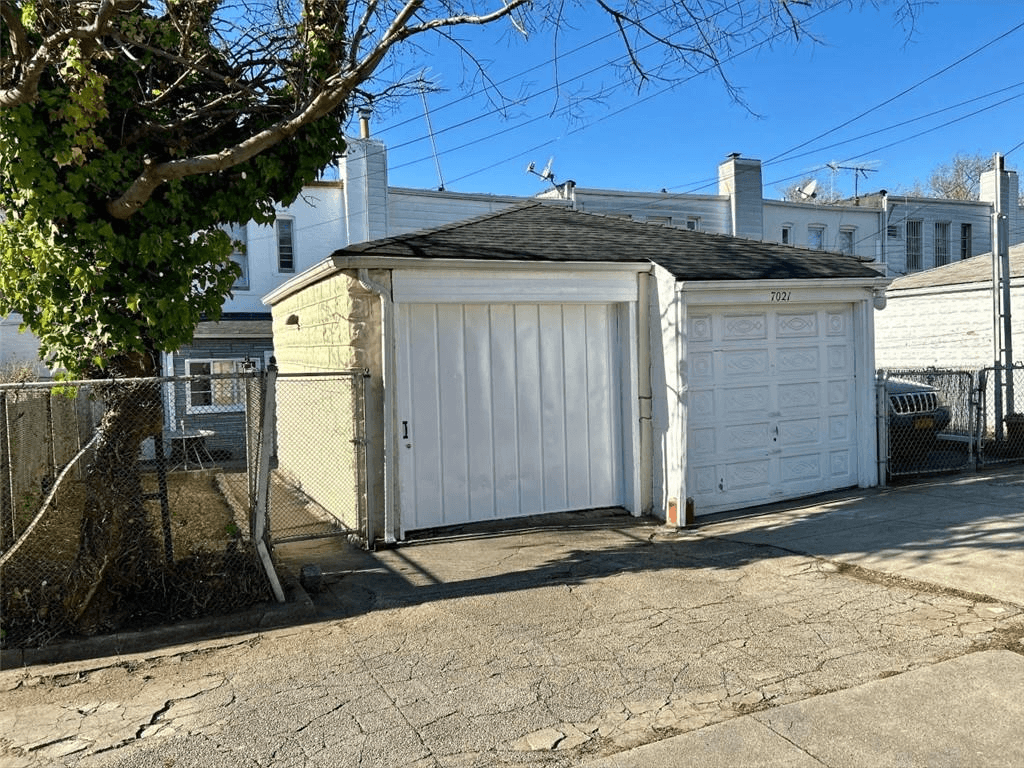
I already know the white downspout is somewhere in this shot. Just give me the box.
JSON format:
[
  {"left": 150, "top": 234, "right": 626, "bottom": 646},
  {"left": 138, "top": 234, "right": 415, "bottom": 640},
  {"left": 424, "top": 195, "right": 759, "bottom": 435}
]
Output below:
[
  {"left": 675, "top": 283, "right": 689, "bottom": 524},
  {"left": 637, "top": 272, "right": 653, "bottom": 515},
  {"left": 358, "top": 268, "right": 397, "bottom": 544}
]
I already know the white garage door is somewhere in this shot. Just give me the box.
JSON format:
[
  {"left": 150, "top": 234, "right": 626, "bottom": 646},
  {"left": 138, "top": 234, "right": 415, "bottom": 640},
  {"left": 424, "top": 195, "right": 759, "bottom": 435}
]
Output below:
[
  {"left": 687, "top": 304, "right": 859, "bottom": 515},
  {"left": 397, "top": 302, "right": 626, "bottom": 531}
]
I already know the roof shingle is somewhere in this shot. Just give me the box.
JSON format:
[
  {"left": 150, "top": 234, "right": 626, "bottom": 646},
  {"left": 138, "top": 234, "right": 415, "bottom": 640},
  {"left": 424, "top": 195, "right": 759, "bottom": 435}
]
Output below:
[{"left": 331, "top": 202, "right": 884, "bottom": 281}]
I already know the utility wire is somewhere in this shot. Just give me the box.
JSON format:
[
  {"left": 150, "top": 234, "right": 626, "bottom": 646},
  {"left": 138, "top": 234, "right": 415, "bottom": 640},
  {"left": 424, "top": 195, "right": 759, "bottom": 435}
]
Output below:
[{"left": 763, "top": 18, "right": 1024, "bottom": 167}]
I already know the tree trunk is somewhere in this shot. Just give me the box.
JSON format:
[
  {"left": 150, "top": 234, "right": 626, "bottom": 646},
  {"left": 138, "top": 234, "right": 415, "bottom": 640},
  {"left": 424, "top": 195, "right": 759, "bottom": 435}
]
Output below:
[{"left": 63, "top": 360, "right": 165, "bottom": 635}]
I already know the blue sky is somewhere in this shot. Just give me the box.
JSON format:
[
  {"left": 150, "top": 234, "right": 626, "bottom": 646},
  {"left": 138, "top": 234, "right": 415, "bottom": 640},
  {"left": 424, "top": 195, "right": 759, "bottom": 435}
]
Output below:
[{"left": 359, "top": 1, "right": 1024, "bottom": 201}]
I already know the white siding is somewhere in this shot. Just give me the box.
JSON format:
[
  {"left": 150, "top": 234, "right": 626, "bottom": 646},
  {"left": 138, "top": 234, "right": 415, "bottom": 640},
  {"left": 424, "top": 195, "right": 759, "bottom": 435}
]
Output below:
[
  {"left": 763, "top": 200, "right": 882, "bottom": 264},
  {"left": 875, "top": 282, "right": 1024, "bottom": 369},
  {"left": 388, "top": 188, "right": 521, "bottom": 235},
  {"left": 0, "top": 314, "right": 49, "bottom": 376},
  {"left": 570, "top": 190, "right": 731, "bottom": 234},
  {"left": 884, "top": 198, "right": 991, "bottom": 277},
  {"left": 229, "top": 184, "right": 346, "bottom": 315}
]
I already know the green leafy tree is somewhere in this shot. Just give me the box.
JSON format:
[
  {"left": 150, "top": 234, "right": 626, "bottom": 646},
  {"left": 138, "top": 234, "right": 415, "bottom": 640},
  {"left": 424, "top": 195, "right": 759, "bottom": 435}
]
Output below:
[{"left": 0, "top": 0, "right": 921, "bottom": 633}]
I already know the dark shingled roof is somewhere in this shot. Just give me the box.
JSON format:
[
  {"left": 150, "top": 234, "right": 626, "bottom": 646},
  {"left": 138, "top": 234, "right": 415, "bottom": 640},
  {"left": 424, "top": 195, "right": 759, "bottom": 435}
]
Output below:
[
  {"left": 888, "top": 243, "right": 1024, "bottom": 291},
  {"left": 330, "top": 202, "right": 884, "bottom": 281}
]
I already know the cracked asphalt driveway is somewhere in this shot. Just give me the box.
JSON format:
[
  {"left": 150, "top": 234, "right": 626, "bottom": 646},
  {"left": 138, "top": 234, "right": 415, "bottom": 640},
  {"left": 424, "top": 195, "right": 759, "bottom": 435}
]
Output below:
[{"left": 3, "top": 469, "right": 1024, "bottom": 767}]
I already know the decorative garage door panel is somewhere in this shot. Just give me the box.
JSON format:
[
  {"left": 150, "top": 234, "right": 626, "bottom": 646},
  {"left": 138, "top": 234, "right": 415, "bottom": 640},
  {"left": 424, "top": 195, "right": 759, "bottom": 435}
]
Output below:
[
  {"left": 687, "top": 306, "right": 857, "bottom": 515},
  {"left": 397, "top": 302, "right": 625, "bottom": 531}
]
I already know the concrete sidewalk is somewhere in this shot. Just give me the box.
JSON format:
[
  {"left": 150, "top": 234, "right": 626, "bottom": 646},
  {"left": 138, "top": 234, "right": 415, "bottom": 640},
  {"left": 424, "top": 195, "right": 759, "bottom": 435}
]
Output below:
[
  {"left": 691, "top": 465, "right": 1024, "bottom": 606},
  {"left": 582, "top": 465, "right": 1024, "bottom": 767},
  {"left": 585, "top": 649, "right": 1024, "bottom": 767}
]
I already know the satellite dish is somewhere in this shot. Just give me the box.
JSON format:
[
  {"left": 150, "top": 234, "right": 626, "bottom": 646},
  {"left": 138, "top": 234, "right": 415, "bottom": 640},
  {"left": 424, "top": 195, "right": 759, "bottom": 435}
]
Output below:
[{"left": 797, "top": 179, "right": 818, "bottom": 200}]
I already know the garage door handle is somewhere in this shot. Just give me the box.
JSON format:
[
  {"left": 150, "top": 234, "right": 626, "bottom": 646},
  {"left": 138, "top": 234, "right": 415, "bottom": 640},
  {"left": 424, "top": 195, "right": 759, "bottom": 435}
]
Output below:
[{"left": 402, "top": 421, "right": 409, "bottom": 439}]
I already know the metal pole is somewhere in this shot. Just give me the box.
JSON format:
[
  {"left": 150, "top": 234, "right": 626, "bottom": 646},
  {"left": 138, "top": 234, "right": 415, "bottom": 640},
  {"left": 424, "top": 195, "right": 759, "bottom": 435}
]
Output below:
[{"left": 992, "top": 153, "right": 1005, "bottom": 438}]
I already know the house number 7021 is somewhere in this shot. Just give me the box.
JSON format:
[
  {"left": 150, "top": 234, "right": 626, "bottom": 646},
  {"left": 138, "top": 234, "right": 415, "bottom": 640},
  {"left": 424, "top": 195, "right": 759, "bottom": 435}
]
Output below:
[{"left": 770, "top": 291, "right": 791, "bottom": 302}]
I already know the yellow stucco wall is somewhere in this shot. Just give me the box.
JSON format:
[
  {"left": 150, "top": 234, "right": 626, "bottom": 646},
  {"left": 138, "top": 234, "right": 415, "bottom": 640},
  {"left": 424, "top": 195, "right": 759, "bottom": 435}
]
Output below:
[{"left": 268, "top": 270, "right": 385, "bottom": 539}]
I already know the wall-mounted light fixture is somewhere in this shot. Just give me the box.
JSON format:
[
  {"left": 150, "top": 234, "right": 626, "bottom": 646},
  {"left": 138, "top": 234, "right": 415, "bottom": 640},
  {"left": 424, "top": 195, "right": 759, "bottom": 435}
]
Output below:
[{"left": 285, "top": 313, "right": 300, "bottom": 327}]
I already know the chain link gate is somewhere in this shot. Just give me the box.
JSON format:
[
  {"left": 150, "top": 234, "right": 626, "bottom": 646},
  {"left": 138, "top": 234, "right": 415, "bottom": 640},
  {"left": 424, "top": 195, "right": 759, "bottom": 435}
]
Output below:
[
  {"left": 878, "top": 368, "right": 977, "bottom": 479},
  {"left": 977, "top": 363, "right": 1024, "bottom": 466},
  {"left": 252, "top": 368, "right": 372, "bottom": 550}
]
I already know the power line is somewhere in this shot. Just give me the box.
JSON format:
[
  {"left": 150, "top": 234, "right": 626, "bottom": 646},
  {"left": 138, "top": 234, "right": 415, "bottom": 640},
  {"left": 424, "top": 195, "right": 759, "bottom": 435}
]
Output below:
[
  {"left": 763, "top": 18, "right": 1024, "bottom": 167},
  {"left": 423, "top": 0, "right": 845, "bottom": 185}
]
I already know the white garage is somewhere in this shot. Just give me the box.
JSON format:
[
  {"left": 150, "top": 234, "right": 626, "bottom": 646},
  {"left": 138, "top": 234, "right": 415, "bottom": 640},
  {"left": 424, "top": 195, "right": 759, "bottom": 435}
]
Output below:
[
  {"left": 267, "top": 203, "right": 888, "bottom": 541},
  {"left": 391, "top": 269, "right": 642, "bottom": 531},
  {"left": 684, "top": 302, "right": 861, "bottom": 515}
]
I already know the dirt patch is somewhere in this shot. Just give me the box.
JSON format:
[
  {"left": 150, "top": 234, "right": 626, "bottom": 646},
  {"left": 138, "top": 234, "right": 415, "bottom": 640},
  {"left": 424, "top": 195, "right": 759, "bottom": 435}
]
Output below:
[{"left": 1, "top": 468, "right": 271, "bottom": 648}]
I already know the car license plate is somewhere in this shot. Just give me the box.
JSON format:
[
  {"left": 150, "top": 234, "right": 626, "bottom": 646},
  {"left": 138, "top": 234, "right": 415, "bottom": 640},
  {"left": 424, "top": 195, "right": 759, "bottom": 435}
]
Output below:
[{"left": 914, "top": 416, "right": 934, "bottom": 429}]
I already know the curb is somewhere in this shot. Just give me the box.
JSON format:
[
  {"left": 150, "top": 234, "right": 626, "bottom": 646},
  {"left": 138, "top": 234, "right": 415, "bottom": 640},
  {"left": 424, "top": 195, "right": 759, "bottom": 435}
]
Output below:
[{"left": 1, "top": 584, "right": 316, "bottom": 670}]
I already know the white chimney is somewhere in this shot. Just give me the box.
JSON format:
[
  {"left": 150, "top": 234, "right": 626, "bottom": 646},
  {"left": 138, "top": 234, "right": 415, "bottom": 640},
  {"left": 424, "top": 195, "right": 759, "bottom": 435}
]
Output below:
[
  {"left": 341, "top": 110, "right": 389, "bottom": 244},
  {"left": 718, "top": 153, "right": 764, "bottom": 240}
]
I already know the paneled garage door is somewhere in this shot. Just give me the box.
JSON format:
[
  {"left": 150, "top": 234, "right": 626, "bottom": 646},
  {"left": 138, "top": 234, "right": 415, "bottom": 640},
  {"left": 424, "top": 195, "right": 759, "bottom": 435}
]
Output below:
[
  {"left": 687, "top": 304, "right": 859, "bottom": 515},
  {"left": 396, "top": 302, "right": 626, "bottom": 531}
]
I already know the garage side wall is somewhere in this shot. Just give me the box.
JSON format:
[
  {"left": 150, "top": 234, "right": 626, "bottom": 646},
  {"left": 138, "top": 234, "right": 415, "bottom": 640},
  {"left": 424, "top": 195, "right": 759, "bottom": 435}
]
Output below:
[
  {"left": 875, "top": 284, "right": 1024, "bottom": 369},
  {"left": 269, "top": 271, "right": 385, "bottom": 535}
]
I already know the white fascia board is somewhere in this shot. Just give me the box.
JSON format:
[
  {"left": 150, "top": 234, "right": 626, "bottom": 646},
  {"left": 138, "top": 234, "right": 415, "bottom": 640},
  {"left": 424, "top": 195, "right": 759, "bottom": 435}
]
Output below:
[
  {"left": 677, "top": 277, "right": 891, "bottom": 306},
  {"left": 392, "top": 263, "right": 649, "bottom": 304},
  {"left": 263, "top": 255, "right": 652, "bottom": 306}
]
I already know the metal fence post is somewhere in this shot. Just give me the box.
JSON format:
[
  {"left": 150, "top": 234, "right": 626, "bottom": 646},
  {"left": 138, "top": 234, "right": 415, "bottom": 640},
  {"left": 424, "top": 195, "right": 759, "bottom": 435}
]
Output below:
[
  {"left": 360, "top": 371, "right": 374, "bottom": 549},
  {"left": 0, "top": 392, "right": 10, "bottom": 548},
  {"left": 252, "top": 359, "right": 284, "bottom": 602},
  {"left": 876, "top": 373, "right": 888, "bottom": 487}
]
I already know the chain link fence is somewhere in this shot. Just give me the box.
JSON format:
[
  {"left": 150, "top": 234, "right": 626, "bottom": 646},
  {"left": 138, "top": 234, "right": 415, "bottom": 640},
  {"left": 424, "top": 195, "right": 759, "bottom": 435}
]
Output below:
[
  {"left": 977, "top": 363, "right": 1024, "bottom": 466},
  {"left": 0, "top": 366, "right": 368, "bottom": 650},
  {"left": 879, "top": 365, "right": 1024, "bottom": 479}
]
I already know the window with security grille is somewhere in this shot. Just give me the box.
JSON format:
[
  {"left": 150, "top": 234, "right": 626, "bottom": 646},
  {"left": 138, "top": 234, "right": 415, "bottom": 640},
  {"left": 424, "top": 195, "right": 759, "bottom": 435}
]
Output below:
[
  {"left": 960, "top": 223, "right": 972, "bottom": 260},
  {"left": 277, "top": 218, "right": 295, "bottom": 273},
  {"left": 906, "top": 220, "right": 923, "bottom": 271},
  {"left": 934, "top": 222, "right": 950, "bottom": 266}
]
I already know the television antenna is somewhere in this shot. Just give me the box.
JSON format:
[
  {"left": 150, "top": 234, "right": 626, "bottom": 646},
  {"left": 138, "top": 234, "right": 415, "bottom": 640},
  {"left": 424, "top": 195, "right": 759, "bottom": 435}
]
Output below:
[
  {"left": 418, "top": 76, "right": 445, "bottom": 191},
  {"left": 526, "top": 157, "right": 557, "bottom": 186},
  {"left": 826, "top": 161, "right": 877, "bottom": 200}
]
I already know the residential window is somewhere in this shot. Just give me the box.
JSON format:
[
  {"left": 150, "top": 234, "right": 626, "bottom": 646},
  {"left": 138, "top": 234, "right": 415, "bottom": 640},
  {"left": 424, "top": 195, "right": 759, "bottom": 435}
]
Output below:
[
  {"left": 960, "top": 223, "right": 973, "bottom": 260},
  {"left": 838, "top": 228, "right": 855, "bottom": 256},
  {"left": 807, "top": 225, "right": 825, "bottom": 250},
  {"left": 906, "top": 220, "right": 923, "bottom": 271},
  {"left": 647, "top": 215, "right": 672, "bottom": 226},
  {"left": 685, "top": 216, "right": 701, "bottom": 231},
  {"left": 934, "top": 222, "right": 950, "bottom": 266},
  {"left": 228, "top": 222, "right": 249, "bottom": 290},
  {"left": 277, "top": 218, "right": 295, "bottom": 273},
  {"left": 781, "top": 225, "right": 792, "bottom": 245},
  {"left": 186, "top": 358, "right": 256, "bottom": 413}
]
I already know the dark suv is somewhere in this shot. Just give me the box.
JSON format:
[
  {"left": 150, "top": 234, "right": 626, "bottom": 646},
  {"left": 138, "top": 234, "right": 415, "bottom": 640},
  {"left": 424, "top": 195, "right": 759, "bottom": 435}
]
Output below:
[{"left": 884, "top": 378, "right": 952, "bottom": 464}]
